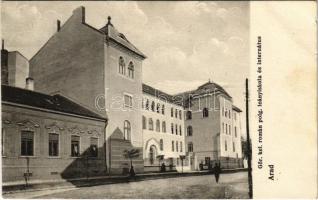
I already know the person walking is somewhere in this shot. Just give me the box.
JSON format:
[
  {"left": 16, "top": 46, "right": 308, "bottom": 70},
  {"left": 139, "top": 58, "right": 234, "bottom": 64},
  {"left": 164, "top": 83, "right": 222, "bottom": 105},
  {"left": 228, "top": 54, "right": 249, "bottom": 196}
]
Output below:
[{"left": 213, "top": 163, "right": 221, "bottom": 183}]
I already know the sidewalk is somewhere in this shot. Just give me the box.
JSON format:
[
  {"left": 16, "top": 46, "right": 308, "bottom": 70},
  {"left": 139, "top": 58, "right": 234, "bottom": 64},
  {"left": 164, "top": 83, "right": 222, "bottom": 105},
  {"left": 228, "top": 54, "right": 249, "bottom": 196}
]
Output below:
[{"left": 3, "top": 168, "right": 247, "bottom": 194}]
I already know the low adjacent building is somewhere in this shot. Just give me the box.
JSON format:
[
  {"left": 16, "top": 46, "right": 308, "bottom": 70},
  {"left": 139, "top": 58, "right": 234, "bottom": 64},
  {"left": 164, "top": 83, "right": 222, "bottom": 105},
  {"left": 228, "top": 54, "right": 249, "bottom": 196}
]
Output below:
[{"left": 2, "top": 85, "right": 107, "bottom": 183}]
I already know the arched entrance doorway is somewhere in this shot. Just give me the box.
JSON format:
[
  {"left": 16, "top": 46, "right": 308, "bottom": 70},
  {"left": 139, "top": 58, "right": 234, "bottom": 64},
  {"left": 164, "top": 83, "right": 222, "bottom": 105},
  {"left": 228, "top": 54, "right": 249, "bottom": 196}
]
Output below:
[{"left": 149, "top": 145, "right": 157, "bottom": 165}]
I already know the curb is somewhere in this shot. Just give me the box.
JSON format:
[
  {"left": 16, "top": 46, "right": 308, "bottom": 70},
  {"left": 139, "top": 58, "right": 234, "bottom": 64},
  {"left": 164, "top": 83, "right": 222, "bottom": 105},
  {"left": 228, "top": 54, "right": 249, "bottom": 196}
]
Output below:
[{"left": 3, "top": 169, "right": 247, "bottom": 194}]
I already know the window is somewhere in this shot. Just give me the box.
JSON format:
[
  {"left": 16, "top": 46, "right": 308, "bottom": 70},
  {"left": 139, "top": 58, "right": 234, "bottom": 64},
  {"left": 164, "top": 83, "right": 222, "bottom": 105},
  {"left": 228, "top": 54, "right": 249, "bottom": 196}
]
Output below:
[
  {"left": 145, "top": 99, "right": 149, "bottom": 110},
  {"left": 222, "top": 123, "right": 224, "bottom": 133},
  {"left": 119, "top": 56, "right": 125, "bottom": 75},
  {"left": 71, "top": 135, "right": 80, "bottom": 157},
  {"left": 156, "top": 103, "right": 160, "bottom": 113},
  {"left": 186, "top": 111, "right": 192, "bottom": 120},
  {"left": 90, "top": 137, "right": 98, "bottom": 157},
  {"left": 233, "top": 142, "right": 235, "bottom": 152},
  {"left": 49, "top": 133, "right": 59, "bottom": 157},
  {"left": 124, "top": 120, "right": 131, "bottom": 140},
  {"left": 229, "top": 125, "right": 231, "bottom": 135},
  {"left": 226, "top": 124, "right": 228, "bottom": 134},
  {"left": 187, "top": 126, "right": 193, "bottom": 136},
  {"left": 160, "top": 139, "right": 164, "bottom": 151},
  {"left": 234, "top": 113, "right": 237, "bottom": 120},
  {"left": 149, "top": 118, "right": 154, "bottom": 131},
  {"left": 225, "top": 109, "right": 228, "bottom": 117},
  {"left": 172, "top": 141, "right": 174, "bottom": 152},
  {"left": 156, "top": 120, "right": 160, "bottom": 132},
  {"left": 162, "top": 104, "right": 165, "bottom": 115},
  {"left": 124, "top": 94, "right": 133, "bottom": 108},
  {"left": 176, "top": 141, "right": 179, "bottom": 152},
  {"left": 225, "top": 140, "right": 227, "bottom": 151},
  {"left": 171, "top": 108, "right": 173, "bottom": 117},
  {"left": 179, "top": 125, "right": 182, "bottom": 135},
  {"left": 175, "top": 124, "right": 178, "bottom": 135},
  {"left": 222, "top": 107, "right": 224, "bottom": 116},
  {"left": 151, "top": 101, "right": 155, "bottom": 111},
  {"left": 162, "top": 121, "right": 166, "bottom": 133},
  {"left": 235, "top": 127, "right": 237, "bottom": 137},
  {"left": 171, "top": 123, "right": 174, "bottom": 134},
  {"left": 203, "top": 108, "right": 209, "bottom": 118},
  {"left": 21, "top": 131, "right": 34, "bottom": 156},
  {"left": 180, "top": 142, "right": 183, "bottom": 152},
  {"left": 142, "top": 116, "right": 147, "bottom": 129},
  {"left": 188, "top": 142, "right": 193, "bottom": 152},
  {"left": 2, "top": 128, "right": 4, "bottom": 156},
  {"left": 175, "top": 109, "right": 178, "bottom": 118},
  {"left": 128, "top": 61, "right": 134, "bottom": 79},
  {"left": 179, "top": 110, "right": 182, "bottom": 120}
]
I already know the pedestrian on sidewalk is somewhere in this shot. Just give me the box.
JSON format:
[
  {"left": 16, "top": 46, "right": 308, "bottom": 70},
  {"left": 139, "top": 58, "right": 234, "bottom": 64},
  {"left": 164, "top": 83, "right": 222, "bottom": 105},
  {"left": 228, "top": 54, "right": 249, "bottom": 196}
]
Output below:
[
  {"left": 129, "top": 165, "right": 136, "bottom": 180},
  {"left": 213, "top": 163, "right": 221, "bottom": 183}
]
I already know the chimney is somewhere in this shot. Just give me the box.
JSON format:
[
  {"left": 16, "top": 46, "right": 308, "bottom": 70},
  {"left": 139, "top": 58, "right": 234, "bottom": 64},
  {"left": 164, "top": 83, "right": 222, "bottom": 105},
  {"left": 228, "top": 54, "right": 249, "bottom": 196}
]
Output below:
[
  {"left": 57, "top": 20, "right": 61, "bottom": 32},
  {"left": 25, "top": 77, "right": 34, "bottom": 91},
  {"left": 72, "top": 6, "right": 85, "bottom": 23}
]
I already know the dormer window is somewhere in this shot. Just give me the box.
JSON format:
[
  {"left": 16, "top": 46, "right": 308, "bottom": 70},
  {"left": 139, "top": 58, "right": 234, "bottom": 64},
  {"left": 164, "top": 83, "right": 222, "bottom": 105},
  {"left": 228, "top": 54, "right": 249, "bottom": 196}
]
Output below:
[
  {"left": 119, "top": 57, "right": 125, "bottom": 75},
  {"left": 128, "top": 61, "right": 134, "bottom": 79}
]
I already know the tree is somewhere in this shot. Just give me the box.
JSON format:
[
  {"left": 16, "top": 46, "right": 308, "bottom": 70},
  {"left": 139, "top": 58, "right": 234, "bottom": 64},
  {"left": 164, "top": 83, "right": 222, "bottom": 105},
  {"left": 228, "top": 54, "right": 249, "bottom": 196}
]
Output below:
[{"left": 123, "top": 148, "right": 141, "bottom": 168}]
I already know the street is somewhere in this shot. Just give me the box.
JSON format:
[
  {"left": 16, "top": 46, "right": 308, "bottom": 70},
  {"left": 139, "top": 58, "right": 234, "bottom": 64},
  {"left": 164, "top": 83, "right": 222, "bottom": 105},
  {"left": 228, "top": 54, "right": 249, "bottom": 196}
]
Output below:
[{"left": 3, "top": 172, "right": 248, "bottom": 199}]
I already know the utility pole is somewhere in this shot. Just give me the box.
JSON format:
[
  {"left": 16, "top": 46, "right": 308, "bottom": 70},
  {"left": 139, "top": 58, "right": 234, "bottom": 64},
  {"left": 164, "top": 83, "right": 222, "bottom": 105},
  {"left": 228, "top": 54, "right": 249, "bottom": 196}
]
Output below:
[{"left": 246, "top": 78, "right": 253, "bottom": 198}]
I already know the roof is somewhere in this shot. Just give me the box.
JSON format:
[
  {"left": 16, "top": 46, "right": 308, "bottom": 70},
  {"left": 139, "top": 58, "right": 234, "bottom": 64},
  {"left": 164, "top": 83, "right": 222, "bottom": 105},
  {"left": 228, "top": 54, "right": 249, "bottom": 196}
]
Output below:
[
  {"left": 100, "top": 19, "right": 146, "bottom": 59},
  {"left": 142, "top": 83, "right": 183, "bottom": 106},
  {"left": 232, "top": 105, "right": 242, "bottom": 112},
  {"left": 1, "top": 85, "right": 106, "bottom": 120}
]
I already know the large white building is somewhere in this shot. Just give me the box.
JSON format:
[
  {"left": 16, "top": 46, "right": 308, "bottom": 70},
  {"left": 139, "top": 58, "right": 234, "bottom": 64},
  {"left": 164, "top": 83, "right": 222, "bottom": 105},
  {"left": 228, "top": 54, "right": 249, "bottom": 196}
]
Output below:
[{"left": 142, "top": 84, "right": 185, "bottom": 171}]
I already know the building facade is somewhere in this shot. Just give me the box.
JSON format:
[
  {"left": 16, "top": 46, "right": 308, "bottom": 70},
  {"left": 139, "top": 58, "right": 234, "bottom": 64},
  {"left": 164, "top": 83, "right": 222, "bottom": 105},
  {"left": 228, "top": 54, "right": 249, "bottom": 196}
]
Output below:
[
  {"left": 142, "top": 84, "right": 185, "bottom": 171},
  {"left": 2, "top": 85, "right": 107, "bottom": 182},
  {"left": 29, "top": 7, "right": 145, "bottom": 174},
  {"left": 176, "top": 81, "right": 243, "bottom": 170}
]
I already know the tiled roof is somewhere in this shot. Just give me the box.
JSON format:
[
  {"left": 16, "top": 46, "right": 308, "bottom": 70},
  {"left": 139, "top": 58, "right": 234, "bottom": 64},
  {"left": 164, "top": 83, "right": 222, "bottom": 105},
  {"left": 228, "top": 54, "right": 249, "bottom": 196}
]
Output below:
[
  {"left": 1, "top": 85, "right": 106, "bottom": 120},
  {"left": 100, "top": 21, "right": 146, "bottom": 59},
  {"left": 142, "top": 83, "right": 183, "bottom": 106}
]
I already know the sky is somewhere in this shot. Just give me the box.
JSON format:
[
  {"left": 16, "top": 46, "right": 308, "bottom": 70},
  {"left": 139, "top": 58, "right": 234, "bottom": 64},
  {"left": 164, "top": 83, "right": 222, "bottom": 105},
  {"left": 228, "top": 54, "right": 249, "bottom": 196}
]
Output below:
[{"left": 1, "top": 1, "right": 249, "bottom": 136}]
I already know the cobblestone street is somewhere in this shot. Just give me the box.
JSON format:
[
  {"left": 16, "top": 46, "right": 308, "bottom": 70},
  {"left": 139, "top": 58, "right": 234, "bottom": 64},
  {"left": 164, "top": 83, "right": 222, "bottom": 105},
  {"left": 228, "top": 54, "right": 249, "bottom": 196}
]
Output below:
[{"left": 4, "top": 172, "right": 248, "bottom": 199}]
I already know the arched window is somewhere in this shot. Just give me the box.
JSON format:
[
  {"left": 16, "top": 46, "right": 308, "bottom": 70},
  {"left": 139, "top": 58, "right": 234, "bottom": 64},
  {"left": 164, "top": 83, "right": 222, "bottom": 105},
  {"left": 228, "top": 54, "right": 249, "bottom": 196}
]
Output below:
[
  {"left": 162, "top": 104, "right": 165, "bottom": 115},
  {"left": 203, "top": 108, "right": 209, "bottom": 118},
  {"left": 179, "top": 125, "right": 182, "bottom": 135},
  {"left": 171, "top": 123, "right": 174, "bottom": 134},
  {"left": 175, "top": 124, "right": 178, "bottom": 134},
  {"left": 188, "top": 142, "right": 193, "bottom": 152},
  {"left": 172, "top": 141, "right": 175, "bottom": 152},
  {"left": 176, "top": 141, "right": 179, "bottom": 152},
  {"left": 180, "top": 141, "right": 183, "bottom": 152},
  {"left": 156, "top": 119, "right": 160, "bottom": 132},
  {"left": 162, "top": 121, "right": 166, "bottom": 133},
  {"left": 186, "top": 111, "right": 192, "bottom": 120},
  {"left": 149, "top": 145, "right": 156, "bottom": 165},
  {"left": 187, "top": 126, "right": 193, "bottom": 136},
  {"left": 123, "top": 120, "right": 131, "bottom": 140},
  {"left": 149, "top": 118, "right": 153, "bottom": 131},
  {"left": 119, "top": 56, "right": 125, "bottom": 75},
  {"left": 145, "top": 99, "right": 149, "bottom": 110},
  {"left": 179, "top": 110, "right": 182, "bottom": 119},
  {"left": 128, "top": 61, "right": 134, "bottom": 78},
  {"left": 160, "top": 139, "right": 163, "bottom": 151},
  {"left": 156, "top": 103, "right": 160, "bottom": 113},
  {"left": 142, "top": 116, "right": 147, "bottom": 129},
  {"left": 151, "top": 101, "right": 155, "bottom": 111},
  {"left": 171, "top": 108, "right": 173, "bottom": 117}
]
